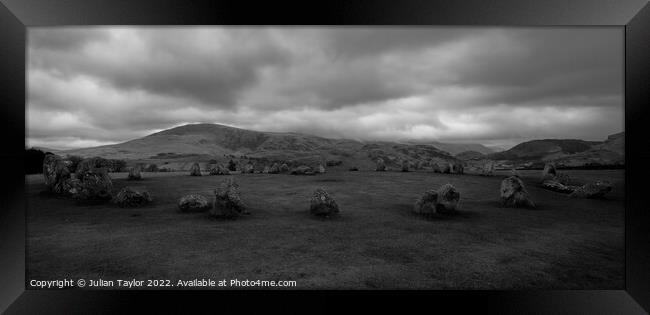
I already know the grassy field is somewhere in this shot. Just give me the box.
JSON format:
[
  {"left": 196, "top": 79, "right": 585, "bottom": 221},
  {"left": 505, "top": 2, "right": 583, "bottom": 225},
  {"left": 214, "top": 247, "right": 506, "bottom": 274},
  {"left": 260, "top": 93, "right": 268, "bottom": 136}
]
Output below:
[{"left": 26, "top": 169, "right": 624, "bottom": 289}]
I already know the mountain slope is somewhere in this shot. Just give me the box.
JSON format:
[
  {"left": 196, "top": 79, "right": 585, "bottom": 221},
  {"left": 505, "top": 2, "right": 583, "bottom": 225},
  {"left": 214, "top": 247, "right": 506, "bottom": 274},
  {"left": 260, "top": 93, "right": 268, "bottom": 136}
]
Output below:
[
  {"left": 404, "top": 140, "right": 495, "bottom": 155},
  {"left": 486, "top": 133, "right": 624, "bottom": 167},
  {"left": 61, "top": 123, "right": 456, "bottom": 169}
]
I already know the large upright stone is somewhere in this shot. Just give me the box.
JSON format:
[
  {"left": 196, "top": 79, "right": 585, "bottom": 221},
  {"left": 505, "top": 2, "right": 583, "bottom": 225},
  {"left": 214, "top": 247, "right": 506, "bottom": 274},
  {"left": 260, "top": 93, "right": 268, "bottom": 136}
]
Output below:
[
  {"left": 482, "top": 160, "right": 495, "bottom": 176},
  {"left": 189, "top": 163, "right": 202, "bottom": 176},
  {"left": 500, "top": 176, "right": 535, "bottom": 208},
  {"left": 541, "top": 163, "right": 557, "bottom": 182},
  {"left": 401, "top": 160, "right": 409, "bottom": 172},
  {"left": 209, "top": 164, "right": 230, "bottom": 175},
  {"left": 42, "top": 154, "right": 73, "bottom": 194},
  {"left": 436, "top": 184, "right": 460, "bottom": 214},
  {"left": 243, "top": 163, "right": 255, "bottom": 174},
  {"left": 279, "top": 163, "right": 290, "bottom": 173},
  {"left": 268, "top": 163, "right": 280, "bottom": 174},
  {"left": 413, "top": 190, "right": 438, "bottom": 215},
  {"left": 317, "top": 164, "right": 326, "bottom": 174},
  {"left": 309, "top": 188, "right": 339, "bottom": 216},
  {"left": 431, "top": 162, "right": 441, "bottom": 173},
  {"left": 72, "top": 167, "right": 113, "bottom": 201},
  {"left": 211, "top": 178, "right": 246, "bottom": 218},
  {"left": 376, "top": 158, "right": 386, "bottom": 171},
  {"left": 451, "top": 162, "right": 464, "bottom": 174},
  {"left": 128, "top": 166, "right": 142, "bottom": 180}
]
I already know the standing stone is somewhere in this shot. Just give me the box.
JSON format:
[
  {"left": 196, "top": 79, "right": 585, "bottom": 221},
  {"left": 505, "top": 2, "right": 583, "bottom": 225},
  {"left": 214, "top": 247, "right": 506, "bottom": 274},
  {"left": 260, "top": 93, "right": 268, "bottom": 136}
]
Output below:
[
  {"left": 211, "top": 178, "right": 246, "bottom": 218},
  {"left": 413, "top": 190, "right": 438, "bottom": 215},
  {"left": 317, "top": 164, "right": 326, "bottom": 174},
  {"left": 451, "top": 162, "right": 464, "bottom": 174},
  {"left": 401, "top": 160, "right": 409, "bottom": 172},
  {"left": 431, "top": 162, "right": 441, "bottom": 173},
  {"left": 113, "top": 186, "right": 152, "bottom": 207},
  {"left": 436, "top": 184, "right": 460, "bottom": 214},
  {"left": 178, "top": 194, "right": 211, "bottom": 212},
  {"left": 541, "top": 163, "right": 556, "bottom": 182},
  {"left": 376, "top": 158, "right": 386, "bottom": 171},
  {"left": 42, "top": 154, "right": 73, "bottom": 194},
  {"left": 75, "top": 157, "right": 103, "bottom": 178},
  {"left": 569, "top": 181, "right": 612, "bottom": 199},
  {"left": 440, "top": 163, "right": 451, "bottom": 174},
  {"left": 128, "top": 166, "right": 142, "bottom": 180},
  {"left": 482, "top": 160, "right": 495, "bottom": 176},
  {"left": 309, "top": 188, "right": 339, "bottom": 216},
  {"left": 268, "top": 163, "right": 280, "bottom": 174},
  {"left": 500, "top": 176, "right": 535, "bottom": 208},
  {"left": 280, "top": 163, "right": 290, "bottom": 173},
  {"left": 263, "top": 166, "right": 270, "bottom": 174},
  {"left": 72, "top": 167, "right": 113, "bottom": 201},
  {"left": 290, "top": 165, "right": 315, "bottom": 175},
  {"left": 189, "top": 163, "right": 202, "bottom": 176},
  {"left": 209, "top": 164, "right": 230, "bottom": 175}
]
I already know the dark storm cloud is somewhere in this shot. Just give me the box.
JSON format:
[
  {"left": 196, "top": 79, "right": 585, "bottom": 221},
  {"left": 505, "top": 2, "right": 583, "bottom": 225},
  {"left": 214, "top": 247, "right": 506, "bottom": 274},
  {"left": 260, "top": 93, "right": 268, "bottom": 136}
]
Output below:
[
  {"left": 27, "top": 27, "right": 624, "bottom": 150},
  {"left": 29, "top": 28, "right": 292, "bottom": 107}
]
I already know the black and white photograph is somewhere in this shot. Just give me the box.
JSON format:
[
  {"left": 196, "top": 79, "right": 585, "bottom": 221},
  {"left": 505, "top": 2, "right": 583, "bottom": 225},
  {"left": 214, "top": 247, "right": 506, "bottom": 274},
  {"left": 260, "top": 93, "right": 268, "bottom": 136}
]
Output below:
[{"left": 25, "top": 26, "right": 625, "bottom": 289}]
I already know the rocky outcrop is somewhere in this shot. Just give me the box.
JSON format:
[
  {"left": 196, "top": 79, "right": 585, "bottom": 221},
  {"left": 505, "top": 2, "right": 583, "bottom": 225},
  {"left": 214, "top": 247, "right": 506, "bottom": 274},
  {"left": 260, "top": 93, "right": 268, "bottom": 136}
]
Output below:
[
  {"left": 500, "top": 176, "right": 535, "bottom": 208},
  {"left": 189, "top": 163, "right": 202, "bottom": 176},
  {"left": 309, "top": 188, "right": 339, "bottom": 216},
  {"left": 211, "top": 178, "right": 247, "bottom": 218},
  {"left": 569, "top": 181, "right": 612, "bottom": 199},
  {"left": 113, "top": 186, "right": 152, "bottom": 207},
  {"left": 178, "top": 194, "right": 211, "bottom": 212}
]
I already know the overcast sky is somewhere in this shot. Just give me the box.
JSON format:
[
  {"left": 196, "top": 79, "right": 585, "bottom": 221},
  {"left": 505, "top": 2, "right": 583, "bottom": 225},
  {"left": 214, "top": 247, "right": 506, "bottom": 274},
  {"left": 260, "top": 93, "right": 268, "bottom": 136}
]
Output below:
[{"left": 27, "top": 27, "right": 623, "bottom": 150}]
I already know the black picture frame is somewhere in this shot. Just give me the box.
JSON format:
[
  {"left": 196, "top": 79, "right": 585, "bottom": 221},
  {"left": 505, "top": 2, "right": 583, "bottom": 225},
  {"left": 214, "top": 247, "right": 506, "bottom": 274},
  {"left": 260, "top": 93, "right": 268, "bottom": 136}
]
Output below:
[{"left": 1, "top": 0, "right": 649, "bottom": 313}]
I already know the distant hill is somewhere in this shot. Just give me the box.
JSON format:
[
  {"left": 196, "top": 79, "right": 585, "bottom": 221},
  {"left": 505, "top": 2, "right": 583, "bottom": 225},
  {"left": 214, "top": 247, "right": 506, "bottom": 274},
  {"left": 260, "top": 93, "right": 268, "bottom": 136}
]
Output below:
[
  {"left": 58, "top": 123, "right": 624, "bottom": 170},
  {"left": 404, "top": 140, "right": 495, "bottom": 155},
  {"left": 60, "top": 123, "right": 456, "bottom": 170},
  {"left": 486, "top": 133, "right": 624, "bottom": 168},
  {"left": 455, "top": 150, "right": 486, "bottom": 161}
]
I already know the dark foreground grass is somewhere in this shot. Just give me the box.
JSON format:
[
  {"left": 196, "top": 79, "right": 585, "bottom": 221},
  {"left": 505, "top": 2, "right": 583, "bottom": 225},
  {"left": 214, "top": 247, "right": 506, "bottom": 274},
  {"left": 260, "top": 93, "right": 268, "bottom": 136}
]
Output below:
[{"left": 26, "top": 170, "right": 624, "bottom": 289}]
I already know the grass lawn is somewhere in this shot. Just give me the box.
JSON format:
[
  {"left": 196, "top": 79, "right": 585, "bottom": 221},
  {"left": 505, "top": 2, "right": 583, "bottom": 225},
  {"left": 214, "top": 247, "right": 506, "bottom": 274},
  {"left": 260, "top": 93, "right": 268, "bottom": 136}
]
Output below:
[{"left": 26, "top": 169, "right": 624, "bottom": 289}]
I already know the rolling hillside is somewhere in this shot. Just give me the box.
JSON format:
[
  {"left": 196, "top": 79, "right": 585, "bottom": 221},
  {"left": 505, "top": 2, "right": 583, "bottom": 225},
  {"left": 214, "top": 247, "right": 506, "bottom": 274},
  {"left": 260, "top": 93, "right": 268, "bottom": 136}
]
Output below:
[
  {"left": 486, "top": 133, "right": 624, "bottom": 168},
  {"left": 60, "top": 123, "right": 457, "bottom": 169}
]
